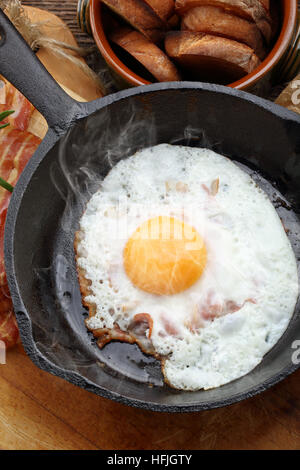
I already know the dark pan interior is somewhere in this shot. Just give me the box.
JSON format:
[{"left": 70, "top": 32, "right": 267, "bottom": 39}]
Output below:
[{"left": 9, "top": 87, "right": 300, "bottom": 411}]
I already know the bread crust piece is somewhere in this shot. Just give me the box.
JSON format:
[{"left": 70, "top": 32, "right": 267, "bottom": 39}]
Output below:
[
  {"left": 175, "top": 0, "right": 272, "bottom": 42},
  {"left": 110, "top": 27, "right": 181, "bottom": 81},
  {"left": 168, "top": 13, "right": 180, "bottom": 28},
  {"left": 181, "top": 6, "right": 267, "bottom": 60},
  {"left": 143, "top": 0, "right": 175, "bottom": 21},
  {"left": 101, "top": 0, "right": 167, "bottom": 43},
  {"left": 165, "top": 31, "right": 261, "bottom": 82},
  {"left": 260, "top": 0, "right": 269, "bottom": 11}
]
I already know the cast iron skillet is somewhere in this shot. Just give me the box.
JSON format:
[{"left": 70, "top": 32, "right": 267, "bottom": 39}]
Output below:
[{"left": 1, "top": 11, "right": 300, "bottom": 412}]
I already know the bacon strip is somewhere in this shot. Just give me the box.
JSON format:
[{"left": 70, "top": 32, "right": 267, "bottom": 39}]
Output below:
[
  {"left": 91, "top": 313, "right": 155, "bottom": 354},
  {"left": 0, "top": 79, "right": 35, "bottom": 131},
  {"left": 0, "top": 127, "right": 40, "bottom": 210},
  {"left": 93, "top": 323, "right": 136, "bottom": 349},
  {"left": 130, "top": 313, "right": 153, "bottom": 338},
  {"left": 0, "top": 207, "right": 18, "bottom": 348},
  {"left": 202, "top": 178, "right": 219, "bottom": 196},
  {"left": 0, "top": 127, "right": 41, "bottom": 348},
  {"left": 187, "top": 290, "right": 256, "bottom": 331}
]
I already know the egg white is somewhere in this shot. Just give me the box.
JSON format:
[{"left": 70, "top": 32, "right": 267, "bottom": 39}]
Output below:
[{"left": 76, "top": 144, "right": 298, "bottom": 390}]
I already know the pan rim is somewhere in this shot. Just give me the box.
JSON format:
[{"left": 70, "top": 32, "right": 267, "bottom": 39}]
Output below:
[
  {"left": 13, "top": 316, "right": 300, "bottom": 412},
  {"left": 5, "top": 81, "right": 300, "bottom": 412}
]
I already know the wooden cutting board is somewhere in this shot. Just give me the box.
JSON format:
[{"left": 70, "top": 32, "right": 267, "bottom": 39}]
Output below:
[{"left": 0, "top": 5, "right": 299, "bottom": 451}]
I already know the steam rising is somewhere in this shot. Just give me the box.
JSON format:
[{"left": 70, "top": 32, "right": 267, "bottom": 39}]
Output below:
[{"left": 30, "top": 96, "right": 300, "bottom": 392}]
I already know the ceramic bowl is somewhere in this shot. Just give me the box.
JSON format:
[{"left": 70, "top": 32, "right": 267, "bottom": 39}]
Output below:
[{"left": 78, "top": 0, "right": 300, "bottom": 92}]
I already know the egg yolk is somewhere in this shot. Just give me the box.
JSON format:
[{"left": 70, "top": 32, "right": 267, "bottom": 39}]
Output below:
[{"left": 123, "top": 216, "right": 207, "bottom": 295}]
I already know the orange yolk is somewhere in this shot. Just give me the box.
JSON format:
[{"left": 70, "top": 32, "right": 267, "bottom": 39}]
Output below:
[{"left": 123, "top": 216, "right": 207, "bottom": 295}]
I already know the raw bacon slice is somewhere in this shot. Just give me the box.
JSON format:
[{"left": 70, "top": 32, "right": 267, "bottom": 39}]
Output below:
[
  {"left": 0, "top": 126, "right": 41, "bottom": 210},
  {"left": 0, "top": 127, "right": 41, "bottom": 348},
  {"left": 0, "top": 208, "right": 19, "bottom": 349},
  {"left": 0, "top": 79, "right": 35, "bottom": 131}
]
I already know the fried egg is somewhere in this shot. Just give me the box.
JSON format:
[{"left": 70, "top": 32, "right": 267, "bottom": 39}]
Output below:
[{"left": 75, "top": 144, "right": 298, "bottom": 390}]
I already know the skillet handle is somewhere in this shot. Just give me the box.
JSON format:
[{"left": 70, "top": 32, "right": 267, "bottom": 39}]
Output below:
[{"left": 0, "top": 10, "right": 80, "bottom": 133}]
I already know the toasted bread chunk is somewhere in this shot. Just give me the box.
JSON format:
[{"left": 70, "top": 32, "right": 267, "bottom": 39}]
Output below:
[
  {"left": 101, "top": 0, "right": 166, "bottom": 42},
  {"left": 269, "top": 0, "right": 279, "bottom": 38},
  {"left": 143, "top": 0, "right": 175, "bottom": 21},
  {"left": 165, "top": 31, "right": 261, "bottom": 83},
  {"left": 181, "top": 6, "right": 267, "bottom": 60},
  {"left": 168, "top": 13, "right": 180, "bottom": 28},
  {"left": 260, "top": 0, "right": 269, "bottom": 11},
  {"left": 111, "top": 27, "right": 181, "bottom": 81},
  {"left": 175, "top": 0, "right": 272, "bottom": 42}
]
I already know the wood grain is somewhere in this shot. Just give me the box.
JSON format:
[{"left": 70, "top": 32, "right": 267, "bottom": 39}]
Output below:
[
  {"left": 0, "top": 1, "right": 299, "bottom": 451},
  {"left": 0, "top": 345, "right": 299, "bottom": 450}
]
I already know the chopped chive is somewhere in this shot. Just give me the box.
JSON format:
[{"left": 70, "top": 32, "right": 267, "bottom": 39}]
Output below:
[
  {"left": 0, "top": 110, "right": 14, "bottom": 129},
  {"left": 0, "top": 177, "right": 13, "bottom": 193},
  {"left": 0, "top": 110, "right": 14, "bottom": 121}
]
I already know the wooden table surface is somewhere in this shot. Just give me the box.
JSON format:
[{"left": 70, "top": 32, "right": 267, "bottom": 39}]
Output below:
[
  {"left": 0, "top": 344, "right": 299, "bottom": 450},
  {"left": 0, "top": 0, "right": 299, "bottom": 451}
]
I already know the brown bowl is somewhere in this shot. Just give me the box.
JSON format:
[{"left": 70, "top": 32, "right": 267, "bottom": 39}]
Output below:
[{"left": 89, "top": 0, "right": 298, "bottom": 91}]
